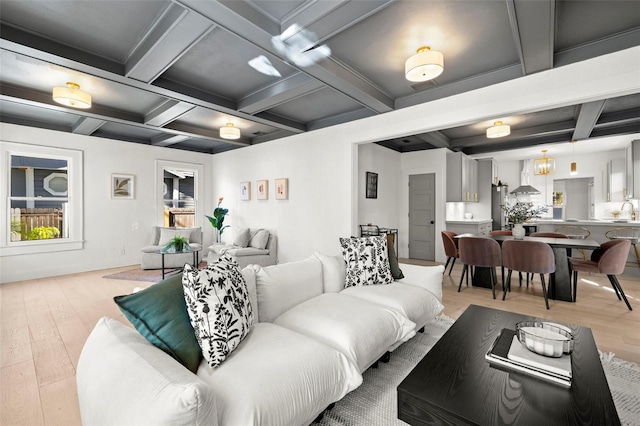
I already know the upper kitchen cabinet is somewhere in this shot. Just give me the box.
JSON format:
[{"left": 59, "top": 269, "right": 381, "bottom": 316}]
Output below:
[
  {"left": 625, "top": 140, "right": 640, "bottom": 199},
  {"left": 447, "top": 151, "right": 478, "bottom": 202},
  {"left": 605, "top": 158, "right": 625, "bottom": 202}
]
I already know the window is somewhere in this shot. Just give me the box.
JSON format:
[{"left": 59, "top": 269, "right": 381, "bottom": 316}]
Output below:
[
  {"left": 156, "top": 160, "right": 202, "bottom": 229},
  {"left": 1, "top": 142, "right": 83, "bottom": 256}
]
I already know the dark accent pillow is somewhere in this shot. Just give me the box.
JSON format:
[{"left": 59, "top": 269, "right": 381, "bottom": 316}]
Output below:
[
  {"left": 114, "top": 273, "right": 202, "bottom": 373},
  {"left": 387, "top": 233, "right": 404, "bottom": 279}
]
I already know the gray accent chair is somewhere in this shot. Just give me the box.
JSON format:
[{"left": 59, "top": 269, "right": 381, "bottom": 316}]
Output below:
[{"left": 140, "top": 226, "right": 202, "bottom": 270}]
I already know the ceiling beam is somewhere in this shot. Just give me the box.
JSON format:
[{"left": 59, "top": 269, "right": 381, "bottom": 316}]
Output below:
[
  {"left": 596, "top": 107, "right": 640, "bottom": 127},
  {"left": 555, "top": 28, "right": 640, "bottom": 68},
  {"left": 307, "top": 107, "right": 376, "bottom": 131},
  {"left": 414, "top": 131, "right": 451, "bottom": 149},
  {"left": 450, "top": 120, "right": 576, "bottom": 149},
  {"left": 572, "top": 100, "right": 606, "bottom": 140},
  {"left": 145, "top": 99, "right": 196, "bottom": 127},
  {"left": 463, "top": 131, "right": 574, "bottom": 155},
  {"left": 164, "top": 122, "right": 251, "bottom": 146},
  {"left": 72, "top": 117, "right": 106, "bottom": 135},
  {"left": 151, "top": 134, "right": 191, "bottom": 146},
  {"left": 507, "top": 0, "right": 555, "bottom": 75},
  {"left": 125, "top": 2, "right": 215, "bottom": 83},
  {"left": 181, "top": 0, "right": 394, "bottom": 113},
  {"left": 238, "top": 72, "right": 324, "bottom": 114}
]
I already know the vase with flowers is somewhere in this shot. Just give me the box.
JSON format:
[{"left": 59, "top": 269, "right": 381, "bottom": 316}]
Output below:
[
  {"left": 501, "top": 201, "right": 548, "bottom": 239},
  {"left": 206, "top": 197, "right": 230, "bottom": 243}
]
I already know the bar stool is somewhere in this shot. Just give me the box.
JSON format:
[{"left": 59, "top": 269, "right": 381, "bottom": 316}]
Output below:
[
  {"left": 441, "top": 231, "right": 459, "bottom": 275},
  {"left": 502, "top": 240, "right": 555, "bottom": 309},
  {"left": 605, "top": 227, "right": 640, "bottom": 267},
  {"left": 570, "top": 239, "right": 632, "bottom": 310},
  {"left": 555, "top": 225, "right": 590, "bottom": 259},
  {"left": 458, "top": 237, "right": 502, "bottom": 299}
]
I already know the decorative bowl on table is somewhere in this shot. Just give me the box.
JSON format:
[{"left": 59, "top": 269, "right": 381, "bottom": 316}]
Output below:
[{"left": 515, "top": 321, "right": 574, "bottom": 357}]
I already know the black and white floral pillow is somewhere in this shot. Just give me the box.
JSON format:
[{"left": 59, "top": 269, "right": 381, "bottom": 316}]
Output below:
[
  {"left": 182, "top": 255, "right": 254, "bottom": 368},
  {"left": 340, "top": 235, "right": 393, "bottom": 288}
]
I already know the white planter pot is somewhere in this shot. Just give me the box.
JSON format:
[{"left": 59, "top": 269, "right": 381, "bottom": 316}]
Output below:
[{"left": 512, "top": 224, "right": 526, "bottom": 239}]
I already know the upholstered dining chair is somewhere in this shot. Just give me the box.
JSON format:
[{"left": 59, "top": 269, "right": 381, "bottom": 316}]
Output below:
[
  {"left": 569, "top": 239, "right": 632, "bottom": 310},
  {"left": 489, "top": 230, "right": 512, "bottom": 236},
  {"left": 555, "top": 225, "right": 590, "bottom": 259},
  {"left": 501, "top": 240, "right": 555, "bottom": 309},
  {"left": 605, "top": 227, "right": 640, "bottom": 267},
  {"left": 441, "top": 231, "right": 459, "bottom": 275},
  {"left": 458, "top": 237, "right": 502, "bottom": 299}
]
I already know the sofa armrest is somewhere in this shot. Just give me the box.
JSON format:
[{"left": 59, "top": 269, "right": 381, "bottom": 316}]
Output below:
[
  {"left": 77, "top": 317, "right": 217, "bottom": 426},
  {"left": 396, "top": 264, "right": 444, "bottom": 302}
]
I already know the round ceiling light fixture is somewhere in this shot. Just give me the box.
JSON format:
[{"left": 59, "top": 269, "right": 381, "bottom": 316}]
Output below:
[
  {"left": 486, "top": 121, "right": 511, "bottom": 138},
  {"left": 405, "top": 46, "right": 444, "bottom": 82},
  {"left": 220, "top": 123, "right": 241, "bottom": 140},
  {"left": 52, "top": 82, "right": 91, "bottom": 109}
]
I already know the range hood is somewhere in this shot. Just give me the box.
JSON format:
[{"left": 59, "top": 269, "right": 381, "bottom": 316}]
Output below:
[
  {"left": 510, "top": 184, "right": 541, "bottom": 194},
  {"left": 510, "top": 159, "right": 541, "bottom": 194}
]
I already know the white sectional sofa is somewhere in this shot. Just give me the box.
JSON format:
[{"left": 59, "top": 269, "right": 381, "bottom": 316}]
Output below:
[{"left": 77, "top": 252, "right": 444, "bottom": 425}]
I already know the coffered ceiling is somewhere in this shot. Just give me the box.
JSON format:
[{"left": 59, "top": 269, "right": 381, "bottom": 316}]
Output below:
[{"left": 0, "top": 0, "right": 639, "bottom": 154}]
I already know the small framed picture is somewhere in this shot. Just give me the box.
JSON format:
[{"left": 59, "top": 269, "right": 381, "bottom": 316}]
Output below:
[
  {"left": 275, "top": 178, "right": 288, "bottom": 200},
  {"left": 240, "top": 181, "right": 251, "bottom": 200},
  {"left": 366, "top": 172, "right": 378, "bottom": 199},
  {"left": 111, "top": 174, "right": 134, "bottom": 199},
  {"left": 257, "top": 179, "right": 268, "bottom": 200}
]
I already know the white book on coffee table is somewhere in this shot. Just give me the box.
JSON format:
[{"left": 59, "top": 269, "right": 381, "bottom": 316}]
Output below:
[{"left": 507, "top": 336, "right": 572, "bottom": 378}]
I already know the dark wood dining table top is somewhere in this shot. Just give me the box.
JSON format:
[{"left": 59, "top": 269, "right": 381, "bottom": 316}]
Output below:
[{"left": 456, "top": 233, "right": 601, "bottom": 251}]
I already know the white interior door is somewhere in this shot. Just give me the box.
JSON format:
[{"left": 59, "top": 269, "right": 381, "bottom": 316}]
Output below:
[{"left": 409, "top": 173, "right": 435, "bottom": 260}]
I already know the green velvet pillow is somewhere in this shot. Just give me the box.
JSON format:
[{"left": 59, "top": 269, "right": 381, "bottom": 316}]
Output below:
[
  {"left": 387, "top": 233, "right": 404, "bottom": 280},
  {"left": 114, "top": 273, "right": 202, "bottom": 373}
]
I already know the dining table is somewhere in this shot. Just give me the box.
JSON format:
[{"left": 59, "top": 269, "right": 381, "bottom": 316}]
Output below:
[{"left": 456, "top": 234, "right": 601, "bottom": 302}]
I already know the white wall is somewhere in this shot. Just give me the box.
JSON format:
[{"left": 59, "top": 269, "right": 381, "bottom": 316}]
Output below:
[
  {"left": 358, "top": 144, "right": 402, "bottom": 228},
  {"left": 0, "top": 124, "right": 213, "bottom": 283}
]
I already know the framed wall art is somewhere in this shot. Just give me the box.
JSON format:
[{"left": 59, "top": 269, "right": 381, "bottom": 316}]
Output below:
[
  {"left": 111, "top": 174, "right": 135, "bottom": 199},
  {"left": 275, "top": 178, "right": 288, "bottom": 200},
  {"left": 366, "top": 172, "right": 378, "bottom": 199},
  {"left": 240, "top": 181, "right": 251, "bottom": 200},
  {"left": 257, "top": 179, "right": 269, "bottom": 200}
]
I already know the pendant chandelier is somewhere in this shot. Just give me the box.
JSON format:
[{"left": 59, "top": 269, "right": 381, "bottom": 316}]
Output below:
[
  {"left": 534, "top": 149, "right": 556, "bottom": 175},
  {"left": 570, "top": 140, "right": 577, "bottom": 175}
]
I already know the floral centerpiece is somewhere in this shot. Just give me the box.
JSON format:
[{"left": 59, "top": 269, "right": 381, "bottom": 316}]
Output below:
[
  {"left": 501, "top": 201, "right": 548, "bottom": 224},
  {"left": 206, "top": 197, "right": 230, "bottom": 242}
]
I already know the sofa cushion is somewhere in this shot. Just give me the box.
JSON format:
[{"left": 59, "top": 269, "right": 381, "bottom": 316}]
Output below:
[
  {"left": 340, "top": 235, "right": 393, "bottom": 288},
  {"left": 226, "top": 247, "right": 269, "bottom": 257},
  {"left": 159, "top": 228, "right": 193, "bottom": 246},
  {"left": 113, "top": 273, "right": 202, "bottom": 373},
  {"left": 232, "top": 228, "right": 251, "bottom": 248},
  {"left": 274, "top": 293, "right": 416, "bottom": 372},
  {"left": 249, "top": 229, "right": 270, "bottom": 249},
  {"left": 397, "top": 264, "right": 445, "bottom": 302},
  {"left": 253, "top": 255, "right": 323, "bottom": 323},
  {"left": 182, "top": 257, "right": 254, "bottom": 368},
  {"left": 387, "top": 233, "right": 404, "bottom": 280},
  {"left": 314, "top": 251, "right": 347, "bottom": 293}
]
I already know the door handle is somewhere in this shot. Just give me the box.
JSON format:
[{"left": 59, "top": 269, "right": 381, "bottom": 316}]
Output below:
[{"left": 430, "top": 220, "right": 434, "bottom": 224}]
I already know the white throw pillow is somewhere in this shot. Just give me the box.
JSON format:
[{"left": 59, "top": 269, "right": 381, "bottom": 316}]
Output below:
[
  {"left": 182, "top": 257, "right": 254, "bottom": 368},
  {"left": 253, "top": 255, "right": 324, "bottom": 323},
  {"left": 314, "top": 251, "right": 347, "bottom": 293},
  {"left": 249, "top": 229, "right": 270, "bottom": 249},
  {"left": 397, "top": 264, "right": 445, "bottom": 302},
  {"left": 340, "top": 236, "right": 393, "bottom": 288},
  {"left": 232, "top": 228, "right": 251, "bottom": 248},
  {"left": 158, "top": 228, "right": 192, "bottom": 246}
]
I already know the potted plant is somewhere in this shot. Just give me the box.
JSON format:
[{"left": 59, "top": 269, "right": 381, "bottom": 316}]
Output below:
[
  {"left": 206, "top": 197, "right": 229, "bottom": 243},
  {"left": 501, "top": 202, "right": 548, "bottom": 239},
  {"left": 164, "top": 235, "right": 190, "bottom": 252}
]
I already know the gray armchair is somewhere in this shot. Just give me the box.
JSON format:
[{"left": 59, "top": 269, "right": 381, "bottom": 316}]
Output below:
[{"left": 140, "top": 226, "right": 202, "bottom": 270}]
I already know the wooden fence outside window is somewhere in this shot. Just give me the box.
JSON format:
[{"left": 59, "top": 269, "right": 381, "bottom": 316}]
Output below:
[{"left": 10, "top": 208, "right": 63, "bottom": 241}]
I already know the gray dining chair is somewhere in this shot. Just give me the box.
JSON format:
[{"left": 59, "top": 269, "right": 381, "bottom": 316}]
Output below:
[{"left": 458, "top": 237, "right": 502, "bottom": 299}]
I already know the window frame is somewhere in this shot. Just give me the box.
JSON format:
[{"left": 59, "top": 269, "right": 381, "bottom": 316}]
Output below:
[
  {"left": 1, "top": 142, "right": 84, "bottom": 256},
  {"left": 156, "top": 159, "right": 203, "bottom": 228}
]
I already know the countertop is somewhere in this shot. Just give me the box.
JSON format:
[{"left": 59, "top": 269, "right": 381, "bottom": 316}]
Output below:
[
  {"left": 445, "top": 219, "right": 492, "bottom": 224},
  {"left": 536, "top": 219, "right": 640, "bottom": 227}
]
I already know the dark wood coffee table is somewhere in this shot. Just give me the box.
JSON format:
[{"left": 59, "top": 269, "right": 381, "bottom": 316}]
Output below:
[{"left": 397, "top": 305, "right": 620, "bottom": 425}]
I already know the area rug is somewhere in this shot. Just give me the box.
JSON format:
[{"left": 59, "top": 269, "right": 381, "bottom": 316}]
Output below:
[
  {"left": 103, "top": 262, "right": 207, "bottom": 282},
  {"left": 313, "top": 316, "right": 640, "bottom": 426}
]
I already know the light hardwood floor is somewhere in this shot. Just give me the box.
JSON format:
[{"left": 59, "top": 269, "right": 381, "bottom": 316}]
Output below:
[{"left": 1, "top": 261, "right": 639, "bottom": 425}]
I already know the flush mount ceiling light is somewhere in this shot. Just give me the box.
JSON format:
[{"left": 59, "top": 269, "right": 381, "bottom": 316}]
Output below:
[
  {"left": 52, "top": 82, "right": 91, "bottom": 109},
  {"left": 405, "top": 46, "right": 444, "bottom": 82},
  {"left": 570, "top": 140, "right": 577, "bottom": 175},
  {"left": 220, "top": 123, "right": 240, "bottom": 140},
  {"left": 534, "top": 149, "right": 556, "bottom": 175},
  {"left": 486, "top": 121, "right": 511, "bottom": 138}
]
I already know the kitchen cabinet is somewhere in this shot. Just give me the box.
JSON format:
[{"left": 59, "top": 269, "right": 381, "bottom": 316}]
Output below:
[
  {"left": 625, "top": 140, "right": 640, "bottom": 199},
  {"left": 446, "top": 220, "right": 492, "bottom": 236},
  {"left": 605, "top": 158, "right": 625, "bottom": 202},
  {"left": 447, "top": 151, "right": 478, "bottom": 202}
]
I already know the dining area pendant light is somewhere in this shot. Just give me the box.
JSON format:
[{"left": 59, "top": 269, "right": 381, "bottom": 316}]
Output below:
[
  {"left": 220, "top": 123, "right": 240, "bottom": 140},
  {"left": 52, "top": 82, "right": 91, "bottom": 109},
  {"left": 486, "top": 121, "right": 511, "bottom": 138},
  {"left": 570, "top": 140, "right": 577, "bottom": 175},
  {"left": 534, "top": 149, "right": 556, "bottom": 176},
  {"left": 405, "top": 46, "right": 444, "bottom": 82}
]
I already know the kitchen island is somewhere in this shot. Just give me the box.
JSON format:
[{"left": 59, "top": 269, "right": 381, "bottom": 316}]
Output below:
[{"left": 445, "top": 219, "right": 492, "bottom": 236}]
